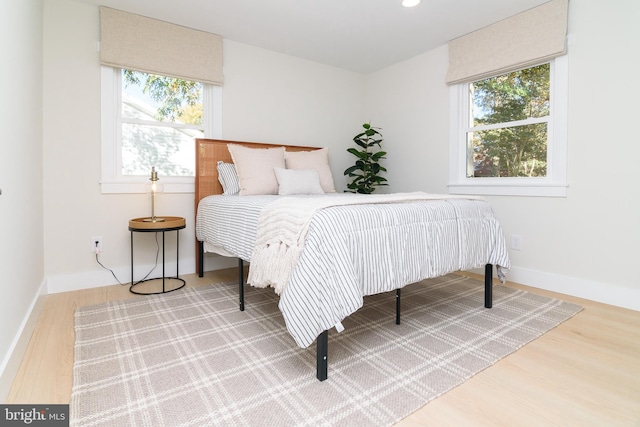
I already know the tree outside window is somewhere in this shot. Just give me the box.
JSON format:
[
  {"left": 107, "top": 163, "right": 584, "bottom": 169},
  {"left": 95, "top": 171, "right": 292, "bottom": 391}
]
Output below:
[
  {"left": 121, "top": 70, "right": 204, "bottom": 177},
  {"left": 468, "top": 64, "right": 550, "bottom": 178}
]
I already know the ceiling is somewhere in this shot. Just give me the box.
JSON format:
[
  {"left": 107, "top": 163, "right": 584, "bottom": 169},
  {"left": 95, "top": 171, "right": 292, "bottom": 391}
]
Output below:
[{"left": 73, "top": 0, "right": 550, "bottom": 74}]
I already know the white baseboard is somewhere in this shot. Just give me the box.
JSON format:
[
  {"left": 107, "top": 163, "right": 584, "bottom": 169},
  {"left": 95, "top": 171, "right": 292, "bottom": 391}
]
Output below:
[
  {"left": 0, "top": 278, "right": 47, "bottom": 402},
  {"left": 47, "top": 254, "right": 238, "bottom": 294},
  {"left": 49, "top": 259, "right": 640, "bottom": 309},
  {"left": 472, "top": 265, "right": 640, "bottom": 312}
]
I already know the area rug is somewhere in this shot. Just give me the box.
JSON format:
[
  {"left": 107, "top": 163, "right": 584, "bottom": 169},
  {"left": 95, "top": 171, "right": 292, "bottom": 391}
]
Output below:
[{"left": 71, "top": 274, "right": 582, "bottom": 427}]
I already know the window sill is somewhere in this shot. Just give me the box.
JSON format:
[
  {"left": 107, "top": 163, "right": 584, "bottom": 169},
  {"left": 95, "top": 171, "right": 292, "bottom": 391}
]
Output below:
[
  {"left": 101, "top": 180, "right": 194, "bottom": 194},
  {"left": 448, "top": 181, "right": 567, "bottom": 197}
]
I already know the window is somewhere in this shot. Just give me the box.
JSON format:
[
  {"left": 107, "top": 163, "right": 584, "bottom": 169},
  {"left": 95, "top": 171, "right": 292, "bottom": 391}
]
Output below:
[
  {"left": 101, "top": 67, "right": 222, "bottom": 193},
  {"left": 449, "top": 56, "right": 568, "bottom": 197},
  {"left": 121, "top": 69, "right": 203, "bottom": 177}
]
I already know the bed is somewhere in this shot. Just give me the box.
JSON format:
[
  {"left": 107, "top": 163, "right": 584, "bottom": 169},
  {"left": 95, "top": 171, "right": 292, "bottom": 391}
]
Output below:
[{"left": 194, "top": 138, "right": 510, "bottom": 381}]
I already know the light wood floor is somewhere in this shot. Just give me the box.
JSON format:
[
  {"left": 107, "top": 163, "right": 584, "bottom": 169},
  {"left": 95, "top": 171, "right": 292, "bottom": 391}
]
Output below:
[{"left": 6, "top": 269, "right": 640, "bottom": 426}]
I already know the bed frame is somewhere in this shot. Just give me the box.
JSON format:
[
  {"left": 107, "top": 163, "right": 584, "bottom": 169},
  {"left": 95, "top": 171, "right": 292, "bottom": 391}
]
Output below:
[{"left": 194, "top": 138, "right": 494, "bottom": 381}]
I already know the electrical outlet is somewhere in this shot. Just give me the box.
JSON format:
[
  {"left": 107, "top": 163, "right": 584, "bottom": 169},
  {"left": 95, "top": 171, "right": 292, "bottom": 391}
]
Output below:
[
  {"left": 511, "top": 234, "right": 523, "bottom": 251},
  {"left": 91, "top": 236, "right": 103, "bottom": 253}
]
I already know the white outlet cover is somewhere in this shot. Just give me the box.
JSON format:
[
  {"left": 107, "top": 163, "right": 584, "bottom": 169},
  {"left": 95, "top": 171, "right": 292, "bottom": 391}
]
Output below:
[{"left": 511, "top": 234, "right": 522, "bottom": 251}]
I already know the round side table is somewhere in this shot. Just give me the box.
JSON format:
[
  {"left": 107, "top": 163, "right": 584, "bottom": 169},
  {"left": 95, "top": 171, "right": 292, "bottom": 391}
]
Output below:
[{"left": 128, "top": 216, "right": 186, "bottom": 295}]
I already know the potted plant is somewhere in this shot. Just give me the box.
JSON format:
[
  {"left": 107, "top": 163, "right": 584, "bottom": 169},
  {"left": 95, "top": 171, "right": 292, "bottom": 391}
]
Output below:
[{"left": 344, "top": 123, "right": 388, "bottom": 193}]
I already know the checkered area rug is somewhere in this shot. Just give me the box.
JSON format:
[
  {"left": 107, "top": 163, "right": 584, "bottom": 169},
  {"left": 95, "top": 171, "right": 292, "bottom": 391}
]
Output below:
[{"left": 71, "top": 274, "right": 582, "bottom": 427}]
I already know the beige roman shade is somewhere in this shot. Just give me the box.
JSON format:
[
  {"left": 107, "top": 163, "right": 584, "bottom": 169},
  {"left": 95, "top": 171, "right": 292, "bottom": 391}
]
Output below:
[
  {"left": 100, "top": 7, "right": 223, "bottom": 85},
  {"left": 446, "top": 0, "right": 568, "bottom": 84}
]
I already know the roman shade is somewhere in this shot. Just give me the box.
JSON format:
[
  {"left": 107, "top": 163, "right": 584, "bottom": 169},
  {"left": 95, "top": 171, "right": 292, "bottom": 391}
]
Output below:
[
  {"left": 100, "top": 7, "right": 223, "bottom": 85},
  {"left": 446, "top": 0, "right": 568, "bottom": 85}
]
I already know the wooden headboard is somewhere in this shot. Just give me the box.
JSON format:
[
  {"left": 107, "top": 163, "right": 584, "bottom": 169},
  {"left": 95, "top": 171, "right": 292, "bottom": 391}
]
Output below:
[
  {"left": 194, "top": 138, "right": 321, "bottom": 272},
  {"left": 194, "top": 138, "right": 321, "bottom": 206}
]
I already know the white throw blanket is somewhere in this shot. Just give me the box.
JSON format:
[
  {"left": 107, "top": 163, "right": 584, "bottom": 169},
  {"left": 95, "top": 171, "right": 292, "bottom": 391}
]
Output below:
[{"left": 247, "top": 192, "right": 483, "bottom": 295}]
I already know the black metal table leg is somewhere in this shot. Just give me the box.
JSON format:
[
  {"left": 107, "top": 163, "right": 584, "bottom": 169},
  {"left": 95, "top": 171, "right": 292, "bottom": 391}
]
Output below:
[
  {"left": 176, "top": 228, "right": 179, "bottom": 278},
  {"left": 130, "top": 230, "right": 134, "bottom": 288},
  {"left": 161, "top": 231, "right": 166, "bottom": 293}
]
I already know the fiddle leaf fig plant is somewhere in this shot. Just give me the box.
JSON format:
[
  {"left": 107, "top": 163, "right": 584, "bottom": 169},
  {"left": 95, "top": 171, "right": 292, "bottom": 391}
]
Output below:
[{"left": 344, "top": 123, "right": 388, "bottom": 194}]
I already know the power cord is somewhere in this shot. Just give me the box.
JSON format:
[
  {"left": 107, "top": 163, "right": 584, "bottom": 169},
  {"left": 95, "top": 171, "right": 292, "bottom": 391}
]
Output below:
[
  {"left": 95, "top": 253, "right": 126, "bottom": 285},
  {"left": 94, "top": 233, "right": 161, "bottom": 286}
]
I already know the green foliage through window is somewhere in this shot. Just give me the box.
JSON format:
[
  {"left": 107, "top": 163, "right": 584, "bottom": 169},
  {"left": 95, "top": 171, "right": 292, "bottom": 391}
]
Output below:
[
  {"left": 123, "top": 70, "right": 203, "bottom": 124},
  {"left": 469, "top": 64, "right": 550, "bottom": 178},
  {"left": 120, "top": 69, "right": 204, "bottom": 177}
]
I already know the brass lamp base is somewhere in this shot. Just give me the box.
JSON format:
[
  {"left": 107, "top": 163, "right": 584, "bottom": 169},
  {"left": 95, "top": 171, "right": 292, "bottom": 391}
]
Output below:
[{"left": 142, "top": 217, "right": 165, "bottom": 223}]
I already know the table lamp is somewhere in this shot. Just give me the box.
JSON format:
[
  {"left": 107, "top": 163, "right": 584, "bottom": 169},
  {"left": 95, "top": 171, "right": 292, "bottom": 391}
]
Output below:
[{"left": 143, "top": 166, "right": 164, "bottom": 222}]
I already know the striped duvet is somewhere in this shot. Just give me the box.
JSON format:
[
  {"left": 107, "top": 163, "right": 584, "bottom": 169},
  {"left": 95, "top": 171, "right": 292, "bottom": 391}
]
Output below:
[{"left": 196, "top": 194, "right": 510, "bottom": 348}]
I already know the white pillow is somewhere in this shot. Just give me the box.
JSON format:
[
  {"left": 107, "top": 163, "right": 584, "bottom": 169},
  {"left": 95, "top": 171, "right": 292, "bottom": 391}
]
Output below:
[
  {"left": 284, "top": 148, "right": 336, "bottom": 193},
  {"left": 227, "top": 144, "right": 286, "bottom": 195},
  {"left": 274, "top": 168, "right": 324, "bottom": 196},
  {"left": 216, "top": 161, "right": 240, "bottom": 196}
]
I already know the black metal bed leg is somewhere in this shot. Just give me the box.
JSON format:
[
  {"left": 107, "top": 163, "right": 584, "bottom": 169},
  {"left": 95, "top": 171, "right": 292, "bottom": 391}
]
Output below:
[
  {"left": 396, "top": 288, "right": 401, "bottom": 325},
  {"left": 197, "top": 241, "right": 204, "bottom": 277},
  {"left": 485, "top": 264, "right": 493, "bottom": 308},
  {"left": 238, "top": 259, "right": 245, "bottom": 311},
  {"left": 317, "top": 330, "right": 328, "bottom": 381}
]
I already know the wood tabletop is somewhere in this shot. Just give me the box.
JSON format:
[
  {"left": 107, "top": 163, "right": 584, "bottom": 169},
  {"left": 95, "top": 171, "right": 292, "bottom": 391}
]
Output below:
[{"left": 128, "top": 216, "right": 186, "bottom": 230}]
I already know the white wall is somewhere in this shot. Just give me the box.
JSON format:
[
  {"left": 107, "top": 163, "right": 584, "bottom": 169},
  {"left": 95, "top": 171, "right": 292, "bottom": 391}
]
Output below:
[
  {"left": 0, "top": 0, "right": 46, "bottom": 399},
  {"left": 364, "top": 45, "right": 451, "bottom": 194},
  {"left": 42, "top": 0, "right": 365, "bottom": 293},
  {"left": 3, "top": 0, "right": 638, "bottom": 399},
  {"left": 365, "top": 0, "right": 640, "bottom": 310}
]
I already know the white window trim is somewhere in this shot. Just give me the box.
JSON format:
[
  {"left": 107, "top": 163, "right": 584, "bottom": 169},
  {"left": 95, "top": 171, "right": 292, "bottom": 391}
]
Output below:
[
  {"left": 448, "top": 55, "right": 568, "bottom": 197},
  {"left": 100, "top": 66, "right": 222, "bottom": 194}
]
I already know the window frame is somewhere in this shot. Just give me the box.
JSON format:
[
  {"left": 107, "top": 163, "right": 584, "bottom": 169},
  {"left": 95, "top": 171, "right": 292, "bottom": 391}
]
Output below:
[
  {"left": 448, "top": 55, "right": 568, "bottom": 197},
  {"left": 100, "top": 66, "right": 222, "bottom": 194}
]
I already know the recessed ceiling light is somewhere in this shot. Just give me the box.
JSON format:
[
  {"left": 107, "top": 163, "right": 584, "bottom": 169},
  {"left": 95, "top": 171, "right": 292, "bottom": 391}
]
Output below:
[{"left": 402, "top": 0, "right": 420, "bottom": 7}]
